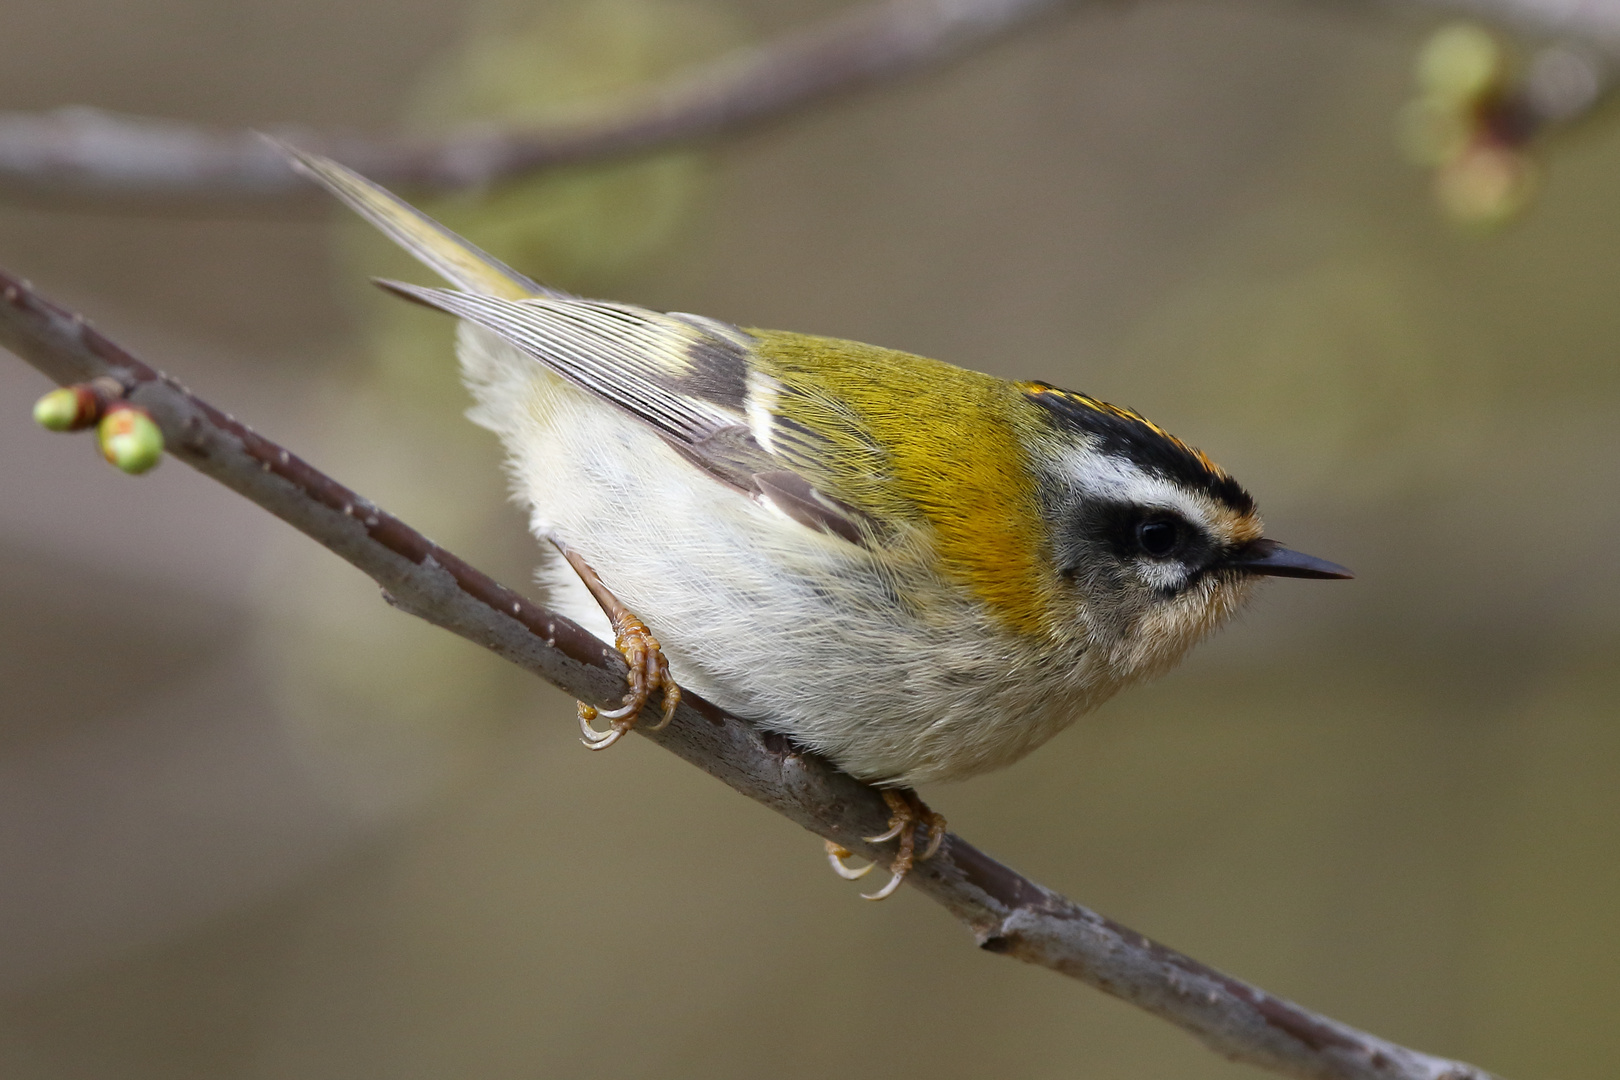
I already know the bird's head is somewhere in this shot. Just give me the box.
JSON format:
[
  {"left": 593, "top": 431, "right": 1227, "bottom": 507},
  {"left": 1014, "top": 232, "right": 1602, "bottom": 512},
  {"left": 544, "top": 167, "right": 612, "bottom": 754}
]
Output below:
[{"left": 1018, "top": 383, "right": 1350, "bottom": 687}]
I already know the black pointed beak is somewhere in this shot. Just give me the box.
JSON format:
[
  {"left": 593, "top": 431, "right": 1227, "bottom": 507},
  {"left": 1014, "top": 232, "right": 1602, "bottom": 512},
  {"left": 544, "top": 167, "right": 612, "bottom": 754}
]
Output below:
[{"left": 1226, "top": 539, "right": 1353, "bottom": 580}]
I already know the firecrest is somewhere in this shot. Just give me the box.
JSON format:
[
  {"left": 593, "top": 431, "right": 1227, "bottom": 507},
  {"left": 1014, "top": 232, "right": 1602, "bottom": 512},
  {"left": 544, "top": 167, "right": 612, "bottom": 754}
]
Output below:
[{"left": 288, "top": 149, "right": 1350, "bottom": 898}]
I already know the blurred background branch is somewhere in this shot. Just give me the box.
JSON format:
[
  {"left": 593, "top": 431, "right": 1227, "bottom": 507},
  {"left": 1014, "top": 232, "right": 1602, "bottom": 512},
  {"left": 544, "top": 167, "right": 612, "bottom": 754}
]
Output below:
[
  {"left": 0, "top": 265, "right": 1503, "bottom": 1080},
  {"left": 0, "top": 0, "right": 1075, "bottom": 203},
  {"left": 0, "top": 0, "right": 1613, "bottom": 206}
]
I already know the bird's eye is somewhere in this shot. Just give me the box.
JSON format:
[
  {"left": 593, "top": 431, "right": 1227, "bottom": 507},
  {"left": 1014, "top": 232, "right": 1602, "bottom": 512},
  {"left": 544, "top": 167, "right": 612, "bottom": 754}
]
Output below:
[{"left": 1136, "top": 519, "right": 1181, "bottom": 558}]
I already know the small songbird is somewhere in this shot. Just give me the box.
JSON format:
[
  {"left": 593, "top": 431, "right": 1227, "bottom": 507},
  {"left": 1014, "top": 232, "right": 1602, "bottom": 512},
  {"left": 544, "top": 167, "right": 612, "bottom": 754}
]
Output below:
[{"left": 289, "top": 149, "right": 1350, "bottom": 899}]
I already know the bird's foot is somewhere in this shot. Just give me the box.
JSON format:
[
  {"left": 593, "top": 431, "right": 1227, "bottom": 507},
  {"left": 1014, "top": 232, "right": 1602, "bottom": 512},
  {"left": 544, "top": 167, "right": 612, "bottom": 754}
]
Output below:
[
  {"left": 557, "top": 545, "right": 681, "bottom": 751},
  {"left": 825, "top": 789, "right": 946, "bottom": 901}
]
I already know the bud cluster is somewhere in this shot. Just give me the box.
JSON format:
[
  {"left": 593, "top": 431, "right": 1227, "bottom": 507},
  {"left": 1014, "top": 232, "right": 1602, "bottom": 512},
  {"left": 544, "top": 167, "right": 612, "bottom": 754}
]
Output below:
[
  {"left": 1399, "top": 24, "right": 1608, "bottom": 228},
  {"left": 32, "top": 377, "right": 164, "bottom": 474}
]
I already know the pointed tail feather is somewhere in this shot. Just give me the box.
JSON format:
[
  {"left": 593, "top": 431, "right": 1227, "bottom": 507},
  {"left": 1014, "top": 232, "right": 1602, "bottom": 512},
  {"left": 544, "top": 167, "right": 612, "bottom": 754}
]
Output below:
[{"left": 275, "top": 141, "right": 562, "bottom": 301}]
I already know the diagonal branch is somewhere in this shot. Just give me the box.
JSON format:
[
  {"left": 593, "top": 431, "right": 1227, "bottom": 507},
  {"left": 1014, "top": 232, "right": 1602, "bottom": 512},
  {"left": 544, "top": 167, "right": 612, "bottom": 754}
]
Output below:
[
  {"left": 0, "top": 268, "right": 1503, "bottom": 1080},
  {"left": 0, "top": 0, "right": 1075, "bottom": 203}
]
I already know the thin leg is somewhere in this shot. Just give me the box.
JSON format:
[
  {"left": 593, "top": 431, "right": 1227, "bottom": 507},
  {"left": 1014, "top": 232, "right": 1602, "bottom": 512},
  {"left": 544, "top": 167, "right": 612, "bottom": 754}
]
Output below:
[{"left": 553, "top": 542, "right": 681, "bottom": 749}]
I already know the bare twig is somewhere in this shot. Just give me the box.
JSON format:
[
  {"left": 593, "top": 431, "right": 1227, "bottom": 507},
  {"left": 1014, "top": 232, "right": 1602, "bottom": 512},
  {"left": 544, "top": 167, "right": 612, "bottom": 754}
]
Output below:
[
  {"left": 0, "top": 0, "right": 1074, "bottom": 203},
  {"left": 0, "top": 268, "right": 1503, "bottom": 1080}
]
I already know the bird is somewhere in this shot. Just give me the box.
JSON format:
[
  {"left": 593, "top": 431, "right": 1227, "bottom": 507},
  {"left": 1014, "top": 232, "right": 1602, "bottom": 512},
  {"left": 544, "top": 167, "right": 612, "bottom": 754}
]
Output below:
[{"left": 286, "top": 148, "right": 1351, "bottom": 899}]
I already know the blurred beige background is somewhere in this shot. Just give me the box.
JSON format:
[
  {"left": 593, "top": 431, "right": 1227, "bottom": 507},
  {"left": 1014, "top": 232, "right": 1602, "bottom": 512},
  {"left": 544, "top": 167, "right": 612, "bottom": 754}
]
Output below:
[{"left": 2, "top": 0, "right": 1618, "bottom": 1077}]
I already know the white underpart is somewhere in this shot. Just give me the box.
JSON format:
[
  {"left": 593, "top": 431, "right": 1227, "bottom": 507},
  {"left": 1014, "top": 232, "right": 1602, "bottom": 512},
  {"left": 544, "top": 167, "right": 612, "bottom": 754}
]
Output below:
[{"left": 458, "top": 324, "right": 1104, "bottom": 786}]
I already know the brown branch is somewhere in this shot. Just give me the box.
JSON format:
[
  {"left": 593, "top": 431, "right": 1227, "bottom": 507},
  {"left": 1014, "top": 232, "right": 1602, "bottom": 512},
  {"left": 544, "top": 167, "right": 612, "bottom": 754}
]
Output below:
[
  {"left": 0, "top": 268, "right": 1504, "bottom": 1080},
  {"left": 0, "top": 0, "right": 1075, "bottom": 203}
]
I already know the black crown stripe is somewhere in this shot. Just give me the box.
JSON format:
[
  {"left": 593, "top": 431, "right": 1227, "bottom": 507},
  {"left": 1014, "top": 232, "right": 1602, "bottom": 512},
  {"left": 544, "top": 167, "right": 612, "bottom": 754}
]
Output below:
[{"left": 1021, "top": 383, "right": 1255, "bottom": 516}]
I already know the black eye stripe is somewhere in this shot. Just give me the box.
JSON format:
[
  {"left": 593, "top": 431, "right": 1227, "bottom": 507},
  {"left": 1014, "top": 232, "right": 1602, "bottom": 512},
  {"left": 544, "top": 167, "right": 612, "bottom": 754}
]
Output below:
[{"left": 1049, "top": 500, "right": 1218, "bottom": 590}]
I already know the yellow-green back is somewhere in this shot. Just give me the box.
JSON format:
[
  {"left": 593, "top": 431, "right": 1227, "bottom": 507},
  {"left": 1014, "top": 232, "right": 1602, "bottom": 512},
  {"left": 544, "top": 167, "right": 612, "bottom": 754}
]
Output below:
[{"left": 750, "top": 331, "right": 1055, "bottom": 636}]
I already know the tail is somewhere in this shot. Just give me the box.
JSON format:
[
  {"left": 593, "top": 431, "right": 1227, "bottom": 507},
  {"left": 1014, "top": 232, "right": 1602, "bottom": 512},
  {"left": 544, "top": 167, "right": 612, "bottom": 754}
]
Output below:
[{"left": 277, "top": 141, "right": 566, "bottom": 302}]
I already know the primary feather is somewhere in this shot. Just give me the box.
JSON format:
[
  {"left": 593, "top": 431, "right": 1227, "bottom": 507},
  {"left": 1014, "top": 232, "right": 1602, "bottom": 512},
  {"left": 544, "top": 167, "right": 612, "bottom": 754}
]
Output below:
[{"left": 283, "top": 144, "right": 555, "bottom": 300}]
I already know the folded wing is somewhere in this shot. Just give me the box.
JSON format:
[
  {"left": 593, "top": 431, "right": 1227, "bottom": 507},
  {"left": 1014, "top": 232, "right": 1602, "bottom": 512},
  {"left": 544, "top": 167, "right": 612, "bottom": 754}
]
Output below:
[
  {"left": 284, "top": 146, "right": 888, "bottom": 548},
  {"left": 377, "top": 281, "right": 879, "bottom": 546}
]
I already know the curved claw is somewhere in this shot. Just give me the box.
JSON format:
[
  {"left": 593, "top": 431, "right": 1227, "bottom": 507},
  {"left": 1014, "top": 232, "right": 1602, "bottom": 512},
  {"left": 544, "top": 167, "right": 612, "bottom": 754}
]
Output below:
[
  {"left": 846, "top": 789, "right": 945, "bottom": 901},
  {"left": 592, "top": 699, "right": 639, "bottom": 721},
  {"left": 824, "top": 840, "right": 875, "bottom": 880},
  {"left": 865, "top": 820, "right": 906, "bottom": 843},
  {"left": 579, "top": 726, "right": 628, "bottom": 751},
  {"left": 921, "top": 822, "right": 946, "bottom": 861},
  {"left": 861, "top": 870, "right": 905, "bottom": 901},
  {"left": 645, "top": 683, "right": 681, "bottom": 732},
  {"left": 578, "top": 705, "right": 629, "bottom": 750}
]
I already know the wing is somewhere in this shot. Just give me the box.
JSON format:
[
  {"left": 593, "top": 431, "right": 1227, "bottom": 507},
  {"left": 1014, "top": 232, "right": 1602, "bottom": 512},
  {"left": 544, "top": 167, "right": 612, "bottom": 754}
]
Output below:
[
  {"left": 282, "top": 147, "right": 889, "bottom": 547},
  {"left": 380, "top": 282, "right": 882, "bottom": 547}
]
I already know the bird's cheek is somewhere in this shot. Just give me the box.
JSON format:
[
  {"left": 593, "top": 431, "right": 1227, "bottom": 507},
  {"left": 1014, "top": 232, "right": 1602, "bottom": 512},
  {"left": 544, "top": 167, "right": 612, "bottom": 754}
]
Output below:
[
  {"left": 1132, "top": 560, "right": 1187, "bottom": 594},
  {"left": 1214, "top": 572, "right": 1263, "bottom": 616},
  {"left": 1104, "top": 609, "right": 1203, "bottom": 685},
  {"left": 1131, "top": 582, "right": 1243, "bottom": 666},
  {"left": 1180, "top": 574, "right": 1260, "bottom": 639}
]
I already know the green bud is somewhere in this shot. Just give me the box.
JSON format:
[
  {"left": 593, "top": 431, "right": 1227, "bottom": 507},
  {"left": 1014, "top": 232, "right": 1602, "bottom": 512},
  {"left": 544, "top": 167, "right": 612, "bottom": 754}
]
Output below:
[
  {"left": 33, "top": 386, "right": 98, "bottom": 432},
  {"left": 34, "top": 387, "right": 83, "bottom": 431},
  {"left": 97, "top": 404, "right": 164, "bottom": 474},
  {"left": 1418, "top": 23, "right": 1506, "bottom": 105}
]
